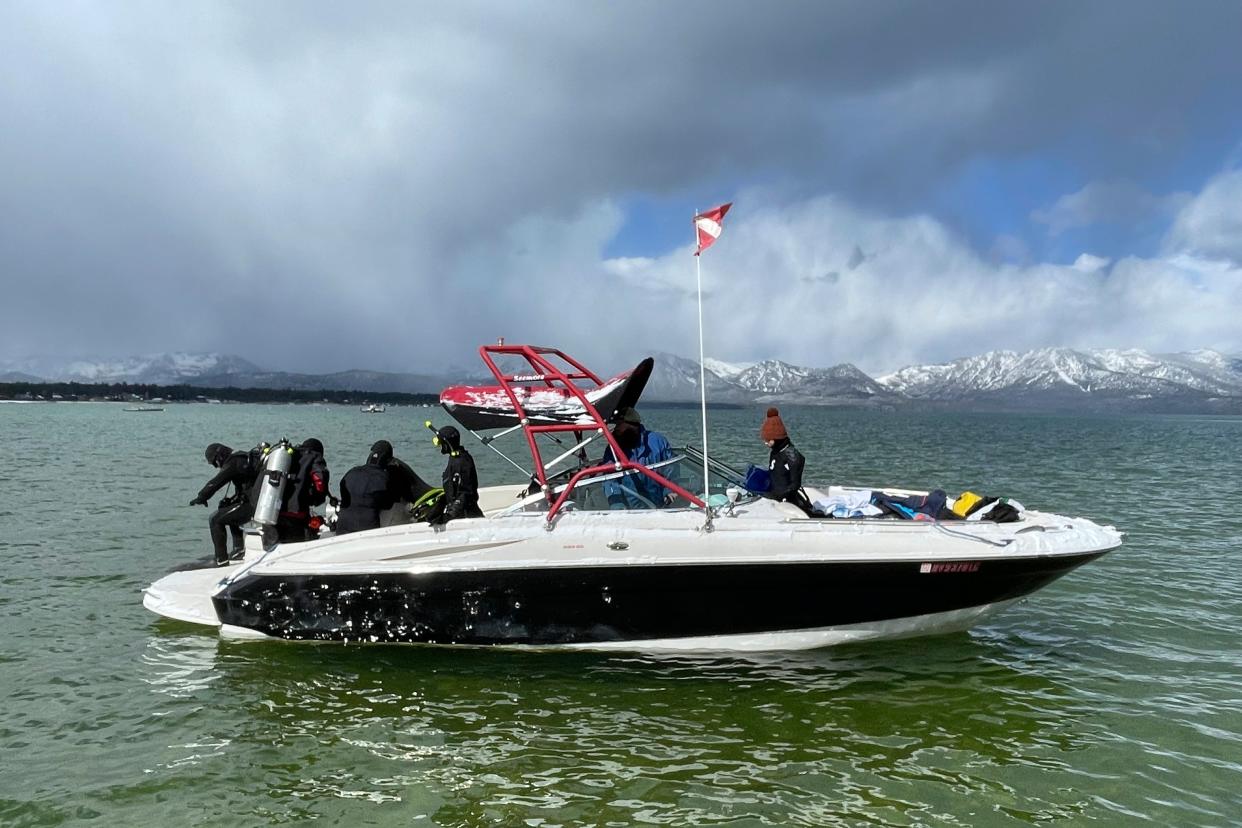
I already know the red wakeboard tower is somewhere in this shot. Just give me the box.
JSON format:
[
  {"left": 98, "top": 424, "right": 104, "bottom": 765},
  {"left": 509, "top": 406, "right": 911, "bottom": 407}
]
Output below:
[{"left": 439, "top": 344, "right": 706, "bottom": 523}]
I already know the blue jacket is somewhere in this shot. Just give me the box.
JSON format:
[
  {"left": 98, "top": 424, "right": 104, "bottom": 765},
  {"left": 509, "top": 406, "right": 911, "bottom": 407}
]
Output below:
[
  {"left": 632, "top": 426, "right": 673, "bottom": 467},
  {"left": 602, "top": 426, "right": 677, "bottom": 508}
]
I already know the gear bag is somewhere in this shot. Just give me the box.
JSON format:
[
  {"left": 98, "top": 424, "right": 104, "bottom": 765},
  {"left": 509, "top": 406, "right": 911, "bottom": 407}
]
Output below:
[
  {"left": 743, "top": 464, "right": 771, "bottom": 493},
  {"left": 951, "top": 491, "right": 984, "bottom": 518}
]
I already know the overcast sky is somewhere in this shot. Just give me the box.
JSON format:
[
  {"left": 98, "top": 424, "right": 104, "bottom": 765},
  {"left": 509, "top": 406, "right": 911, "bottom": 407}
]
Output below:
[{"left": 2, "top": 1, "right": 1241, "bottom": 376}]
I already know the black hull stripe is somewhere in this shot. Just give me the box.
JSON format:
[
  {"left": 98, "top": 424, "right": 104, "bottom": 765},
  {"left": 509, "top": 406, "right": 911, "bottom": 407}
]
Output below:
[{"left": 213, "top": 553, "right": 1106, "bottom": 645}]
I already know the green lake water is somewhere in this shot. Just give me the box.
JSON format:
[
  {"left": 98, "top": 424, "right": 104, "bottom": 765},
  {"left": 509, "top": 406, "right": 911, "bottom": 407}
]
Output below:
[{"left": 1, "top": 402, "right": 1239, "bottom": 826}]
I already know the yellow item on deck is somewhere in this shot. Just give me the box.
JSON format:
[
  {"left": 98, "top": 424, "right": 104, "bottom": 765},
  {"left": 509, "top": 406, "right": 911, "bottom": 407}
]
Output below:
[{"left": 952, "top": 491, "right": 984, "bottom": 518}]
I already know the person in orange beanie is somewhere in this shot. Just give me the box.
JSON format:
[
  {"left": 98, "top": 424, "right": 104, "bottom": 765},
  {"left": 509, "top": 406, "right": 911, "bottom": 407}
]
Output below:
[{"left": 760, "top": 407, "right": 814, "bottom": 515}]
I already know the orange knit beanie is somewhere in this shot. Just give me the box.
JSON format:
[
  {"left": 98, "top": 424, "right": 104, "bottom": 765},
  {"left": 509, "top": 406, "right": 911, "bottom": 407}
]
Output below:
[{"left": 760, "top": 407, "right": 787, "bottom": 442}]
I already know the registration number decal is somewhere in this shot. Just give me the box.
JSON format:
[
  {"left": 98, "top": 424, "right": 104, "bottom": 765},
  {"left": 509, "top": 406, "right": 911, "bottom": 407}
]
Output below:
[{"left": 920, "top": 561, "right": 981, "bottom": 574}]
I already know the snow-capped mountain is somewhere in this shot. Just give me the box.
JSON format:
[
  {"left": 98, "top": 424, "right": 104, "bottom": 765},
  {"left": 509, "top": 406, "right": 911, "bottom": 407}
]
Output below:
[
  {"left": 701, "top": 357, "right": 753, "bottom": 382},
  {"left": 734, "top": 360, "right": 813, "bottom": 394},
  {"left": 727, "top": 360, "right": 897, "bottom": 406},
  {"left": 2, "top": 352, "right": 262, "bottom": 385},
  {"left": 188, "top": 368, "right": 454, "bottom": 395},
  {"left": 644, "top": 353, "right": 752, "bottom": 403},
  {"left": 759, "top": 363, "right": 897, "bottom": 405},
  {"left": 642, "top": 354, "right": 899, "bottom": 407},
  {"left": 0, "top": 370, "right": 43, "bottom": 383},
  {"left": 1, "top": 351, "right": 481, "bottom": 395},
  {"left": 877, "top": 348, "right": 1242, "bottom": 408}
]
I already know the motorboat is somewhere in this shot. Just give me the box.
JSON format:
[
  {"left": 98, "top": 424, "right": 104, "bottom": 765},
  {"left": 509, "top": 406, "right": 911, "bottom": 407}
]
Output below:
[
  {"left": 144, "top": 344, "right": 1121, "bottom": 651},
  {"left": 360, "top": 403, "right": 386, "bottom": 413}
]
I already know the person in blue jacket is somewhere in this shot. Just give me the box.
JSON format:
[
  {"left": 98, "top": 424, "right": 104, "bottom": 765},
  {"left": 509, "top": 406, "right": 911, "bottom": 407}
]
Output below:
[{"left": 600, "top": 407, "right": 678, "bottom": 508}]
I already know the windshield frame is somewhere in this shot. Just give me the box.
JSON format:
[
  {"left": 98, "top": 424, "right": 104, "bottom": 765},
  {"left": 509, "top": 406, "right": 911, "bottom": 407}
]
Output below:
[{"left": 494, "top": 447, "right": 756, "bottom": 517}]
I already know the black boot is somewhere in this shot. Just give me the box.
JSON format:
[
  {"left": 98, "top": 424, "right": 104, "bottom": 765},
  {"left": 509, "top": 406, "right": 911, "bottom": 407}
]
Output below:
[{"left": 210, "top": 512, "right": 231, "bottom": 566}]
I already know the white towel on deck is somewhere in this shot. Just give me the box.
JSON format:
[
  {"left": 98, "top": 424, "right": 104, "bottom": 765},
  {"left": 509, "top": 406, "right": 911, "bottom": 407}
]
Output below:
[{"left": 813, "top": 486, "right": 882, "bottom": 518}]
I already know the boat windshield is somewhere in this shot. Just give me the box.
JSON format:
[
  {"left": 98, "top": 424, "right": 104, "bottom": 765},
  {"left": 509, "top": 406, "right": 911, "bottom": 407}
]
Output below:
[{"left": 499, "top": 447, "right": 752, "bottom": 515}]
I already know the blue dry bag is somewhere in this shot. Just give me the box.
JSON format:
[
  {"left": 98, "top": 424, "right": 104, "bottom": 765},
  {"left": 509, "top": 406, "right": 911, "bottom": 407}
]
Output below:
[{"left": 743, "top": 464, "right": 771, "bottom": 493}]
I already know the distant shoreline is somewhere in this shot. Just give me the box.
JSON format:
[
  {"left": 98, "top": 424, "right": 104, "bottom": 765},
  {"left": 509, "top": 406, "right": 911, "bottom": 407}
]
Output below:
[
  {"left": 2, "top": 380, "right": 1237, "bottom": 415},
  {"left": 0, "top": 381, "right": 439, "bottom": 406},
  {"left": 0, "top": 382, "right": 748, "bottom": 411}
]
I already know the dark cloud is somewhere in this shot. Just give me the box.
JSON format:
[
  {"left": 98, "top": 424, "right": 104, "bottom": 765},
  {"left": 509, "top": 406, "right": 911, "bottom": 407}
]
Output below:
[{"left": 1, "top": 1, "right": 1240, "bottom": 372}]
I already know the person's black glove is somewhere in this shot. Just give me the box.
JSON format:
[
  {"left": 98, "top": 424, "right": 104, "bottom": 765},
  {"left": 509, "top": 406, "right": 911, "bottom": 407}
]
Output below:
[
  {"left": 189, "top": 496, "right": 208, "bottom": 506},
  {"left": 443, "top": 499, "right": 465, "bottom": 523}
]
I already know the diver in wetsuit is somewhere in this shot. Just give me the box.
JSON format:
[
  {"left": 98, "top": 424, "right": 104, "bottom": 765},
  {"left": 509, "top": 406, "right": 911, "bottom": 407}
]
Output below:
[
  {"left": 190, "top": 442, "right": 260, "bottom": 565},
  {"left": 336, "top": 440, "right": 398, "bottom": 535},
  {"left": 337, "top": 440, "right": 436, "bottom": 534},
  {"left": 432, "top": 426, "right": 483, "bottom": 524},
  {"left": 273, "top": 438, "right": 330, "bottom": 543},
  {"left": 386, "top": 453, "right": 434, "bottom": 508}
]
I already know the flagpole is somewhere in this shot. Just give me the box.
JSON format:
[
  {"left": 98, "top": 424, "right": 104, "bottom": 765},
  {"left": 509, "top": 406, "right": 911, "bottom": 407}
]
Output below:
[{"left": 695, "top": 222, "right": 713, "bottom": 531}]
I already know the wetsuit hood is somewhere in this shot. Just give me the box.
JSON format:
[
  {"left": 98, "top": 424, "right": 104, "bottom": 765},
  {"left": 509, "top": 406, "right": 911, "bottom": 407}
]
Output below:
[
  {"left": 436, "top": 426, "right": 461, "bottom": 454},
  {"left": 299, "top": 438, "right": 324, "bottom": 455},
  {"left": 368, "top": 440, "right": 393, "bottom": 466},
  {"left": 205, "top": 443, "right": 232, "bottom": 466}
]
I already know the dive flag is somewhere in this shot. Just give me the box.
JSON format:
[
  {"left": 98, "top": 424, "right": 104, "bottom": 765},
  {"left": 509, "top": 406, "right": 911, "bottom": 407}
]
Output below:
[{"left": 694, "top": 202, "right": 732, "bottom": 255}]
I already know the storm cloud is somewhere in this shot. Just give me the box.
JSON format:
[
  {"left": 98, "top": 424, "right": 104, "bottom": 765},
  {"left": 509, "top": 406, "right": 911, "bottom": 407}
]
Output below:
[{"left": 2, "top": 1, "right": 1240, "bottom": 374}]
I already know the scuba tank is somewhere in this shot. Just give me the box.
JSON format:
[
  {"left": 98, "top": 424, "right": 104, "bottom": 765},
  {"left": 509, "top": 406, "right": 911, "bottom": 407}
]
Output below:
[{"left": 252, "top": 439, "right": 294, "bottom": 526}]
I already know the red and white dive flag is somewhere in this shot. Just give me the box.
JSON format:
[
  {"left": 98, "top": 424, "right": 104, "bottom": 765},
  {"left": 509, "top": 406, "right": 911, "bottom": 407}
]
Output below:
[{"left": 694, "top": 202, "right": 732, "bottom": 255}]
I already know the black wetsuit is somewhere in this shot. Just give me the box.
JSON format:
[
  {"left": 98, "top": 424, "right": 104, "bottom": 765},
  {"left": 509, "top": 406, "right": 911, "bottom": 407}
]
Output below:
[
  {"left": 336, "top": 461, "right": 395, "bottom": 535},
  {"left": 440, "top": 448, "right": 483, "bottom": 522},
  {"left": 196, "top": 450, "right": 258, "bottom": 563},
  {"left": 388, "top": 458, "right": 434, "bottom": 504},
  {"left": 766, "top": 438, "right": 815, "bottom": 515},
  {"left": 274, "top": 446, "right": 330, "bottom": 543}
]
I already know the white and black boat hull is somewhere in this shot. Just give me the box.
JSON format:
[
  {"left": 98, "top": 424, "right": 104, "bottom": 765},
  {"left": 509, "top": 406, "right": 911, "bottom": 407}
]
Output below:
[
  {"left": 209, "top": 550, "right": 1106, "bottom": 648},
  {"left": 147, "top": 486, "right": 1121, "bottom": 652}
]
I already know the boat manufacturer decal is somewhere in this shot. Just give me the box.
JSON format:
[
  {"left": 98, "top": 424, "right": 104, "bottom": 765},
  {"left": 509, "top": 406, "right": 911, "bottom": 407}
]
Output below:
[{"left": 919, "top": 561, "right": 981, "bottom": 574}]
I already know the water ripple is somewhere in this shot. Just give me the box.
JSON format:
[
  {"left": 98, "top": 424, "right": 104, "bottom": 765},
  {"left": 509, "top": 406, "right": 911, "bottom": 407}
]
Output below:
[{"left": 1, "top": 406, "right": 1240, "bottom": 826}]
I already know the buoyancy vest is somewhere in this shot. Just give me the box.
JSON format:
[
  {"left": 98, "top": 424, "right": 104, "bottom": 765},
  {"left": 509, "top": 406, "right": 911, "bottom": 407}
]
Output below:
[{"left": 283, "top": 450, "right": 330, "bottom": 515}]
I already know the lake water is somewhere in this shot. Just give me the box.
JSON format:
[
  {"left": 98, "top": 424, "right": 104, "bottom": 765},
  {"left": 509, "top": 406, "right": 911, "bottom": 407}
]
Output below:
[{"left": 1, "top": 402, "right": 1240, "bottom": 826}]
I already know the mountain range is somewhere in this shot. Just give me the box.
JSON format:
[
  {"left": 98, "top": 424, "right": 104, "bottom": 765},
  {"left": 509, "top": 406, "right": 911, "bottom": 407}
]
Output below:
[
  {"left": 0, "top": 352, "right": 262, "bottom": 385},
  {"left": 874, "top": 348, "right": 1242, "bottom": 412},
  {"left": 649, "top": 353, "right": 901, "bottom": 408},
  {"left": 0, "top": 353, "right": 454, "bottom": 395},
  {"left": 4, "top": 347, "right": 1242, "bottom": 413}
]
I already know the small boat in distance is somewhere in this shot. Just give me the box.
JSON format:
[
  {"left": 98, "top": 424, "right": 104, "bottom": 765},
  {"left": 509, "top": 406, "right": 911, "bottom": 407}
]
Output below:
[
  {"left": 124, "top": 406, "right": 164, "bottom": 412},
  {"left": 360, "top": 403, "right": 386, "bottom": 413}
]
